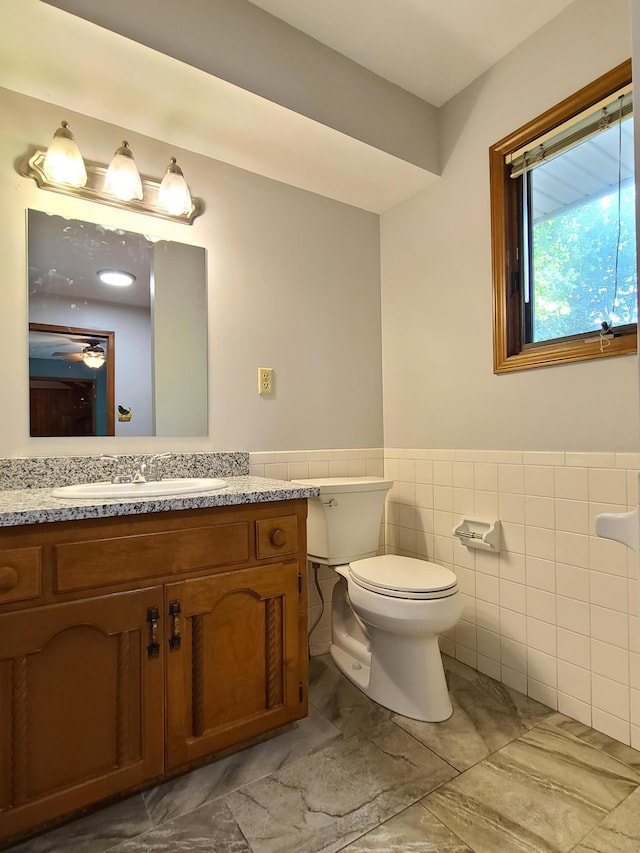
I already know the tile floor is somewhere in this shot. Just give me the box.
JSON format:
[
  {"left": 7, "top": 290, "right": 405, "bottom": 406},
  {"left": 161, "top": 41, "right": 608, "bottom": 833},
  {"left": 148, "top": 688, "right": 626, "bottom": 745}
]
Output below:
[{"left": 6, "top": 654, "right": 640, "bottom": 853}]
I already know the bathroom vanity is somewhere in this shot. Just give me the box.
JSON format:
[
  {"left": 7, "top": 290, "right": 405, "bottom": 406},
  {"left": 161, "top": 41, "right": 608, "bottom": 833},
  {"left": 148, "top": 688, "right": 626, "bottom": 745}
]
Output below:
[{"left": 0, "top": 469, "right": 317, "bottom": 846}]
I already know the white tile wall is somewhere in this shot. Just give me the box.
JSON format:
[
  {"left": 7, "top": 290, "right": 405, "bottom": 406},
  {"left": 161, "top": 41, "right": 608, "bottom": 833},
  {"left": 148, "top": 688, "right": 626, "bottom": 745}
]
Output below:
[
  {"left": 385, "top": 448, "right": 640, "bottom": 748},
  {"left": 253, "top": 446, "right": 640, "bottom": 750}
]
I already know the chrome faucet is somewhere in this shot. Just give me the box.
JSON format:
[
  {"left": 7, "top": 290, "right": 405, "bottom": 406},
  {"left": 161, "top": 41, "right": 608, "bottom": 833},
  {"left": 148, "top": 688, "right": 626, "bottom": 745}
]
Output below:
[
  {"left": 132, "top": 452, "right": 171, "bottom": 483},
  {"left": 101, "top": 452, "right": 171, "bottom": 484},
  {"left": 100, "top": 454, "right": 133, "bottom": 485},
  {"left": 132, "top": 461, "right": 148, "bottom": 484}
]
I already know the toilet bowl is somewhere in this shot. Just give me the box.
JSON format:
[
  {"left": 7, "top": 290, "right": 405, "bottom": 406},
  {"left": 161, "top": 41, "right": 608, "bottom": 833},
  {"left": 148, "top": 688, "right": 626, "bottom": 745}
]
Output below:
[
  {"left": 293, "top": 477, "right": 463, "bottom": 722},
  {"left": 331, "top": 554, "right": 462, "bottom": 721}
]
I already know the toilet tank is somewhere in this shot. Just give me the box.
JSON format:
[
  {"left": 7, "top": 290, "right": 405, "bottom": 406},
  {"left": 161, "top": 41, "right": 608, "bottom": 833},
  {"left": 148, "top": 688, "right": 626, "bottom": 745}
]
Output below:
[{"left": 292, "top": 477, "right": 393, "bottom": 565}]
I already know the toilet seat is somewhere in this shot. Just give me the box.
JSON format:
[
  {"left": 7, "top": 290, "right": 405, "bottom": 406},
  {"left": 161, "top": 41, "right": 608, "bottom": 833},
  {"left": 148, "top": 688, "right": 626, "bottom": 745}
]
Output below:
[{"left": 348, "top": 555, "right": 458, "bottom": 600}]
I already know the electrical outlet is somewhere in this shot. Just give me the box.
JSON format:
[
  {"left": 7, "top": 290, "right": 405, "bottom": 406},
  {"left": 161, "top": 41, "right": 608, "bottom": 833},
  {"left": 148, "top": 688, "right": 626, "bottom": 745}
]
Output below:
[{"left": 258, "top": 367, "right": 274, "bottom": 395}]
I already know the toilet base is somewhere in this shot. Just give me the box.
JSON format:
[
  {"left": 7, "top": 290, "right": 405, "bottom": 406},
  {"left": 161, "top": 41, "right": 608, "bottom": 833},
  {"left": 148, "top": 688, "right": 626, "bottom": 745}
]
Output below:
[
  {"left": 330, "top": 644, "right": 371, "bottom": 693},
  {"left": 329, "top": 630, "right": 454, "bottom": 722}
]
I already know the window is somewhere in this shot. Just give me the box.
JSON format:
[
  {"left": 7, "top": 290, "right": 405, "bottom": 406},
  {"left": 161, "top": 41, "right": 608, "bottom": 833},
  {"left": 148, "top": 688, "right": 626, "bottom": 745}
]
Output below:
[{"left": 490, "top": 61, "right": 637, "bottom": 372}]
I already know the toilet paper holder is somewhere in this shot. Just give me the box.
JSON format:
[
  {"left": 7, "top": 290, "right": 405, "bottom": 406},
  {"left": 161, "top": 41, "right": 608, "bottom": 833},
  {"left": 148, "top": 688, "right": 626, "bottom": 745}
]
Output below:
[{"left": 452, "top": 517, "right": 501, "bottom": 552}]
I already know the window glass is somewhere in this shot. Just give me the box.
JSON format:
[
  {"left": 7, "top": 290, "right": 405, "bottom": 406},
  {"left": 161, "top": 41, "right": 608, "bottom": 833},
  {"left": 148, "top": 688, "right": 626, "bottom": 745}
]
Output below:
[{"left": 528, "top": 115, "right": 637, "bottom": 343}]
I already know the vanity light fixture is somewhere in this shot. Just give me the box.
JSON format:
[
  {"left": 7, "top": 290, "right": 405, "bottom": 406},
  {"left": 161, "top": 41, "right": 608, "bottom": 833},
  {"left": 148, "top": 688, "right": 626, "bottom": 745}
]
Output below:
[
  {"left": 97, "top": 269, "right": 136, "bottom": 287},
  {"left": 104, "top": 141, "right": 143, "bottom": 202},
  {"left": 42, "top": 121, "right": 87, "bottom": 188},
  {"left": 18, "top": 121, "right": 203, "bottom": 224},
  {"left": 81, "top": 343, "right": 106, "bottom": 369},
  {"left": 158, "top": 158, "right": 193, "bottom": 216}
]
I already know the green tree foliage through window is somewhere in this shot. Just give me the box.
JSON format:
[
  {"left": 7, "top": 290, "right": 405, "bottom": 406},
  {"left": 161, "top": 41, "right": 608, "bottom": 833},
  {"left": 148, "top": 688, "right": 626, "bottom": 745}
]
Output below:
[{"left": 530, "top": 178, "right": 637, "bottom": 342}]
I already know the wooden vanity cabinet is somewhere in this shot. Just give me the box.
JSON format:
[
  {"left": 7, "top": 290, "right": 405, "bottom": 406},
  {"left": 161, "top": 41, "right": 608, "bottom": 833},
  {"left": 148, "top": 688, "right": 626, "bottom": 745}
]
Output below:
[
  {"left": 0, "top": 499, "right": 309, "bottom": 846},
  {"left": 0, "top": 587, "right": 164, "bottom": 843},
  {"left": 165, "top": 560, "right": 303, "bottom": 769}
]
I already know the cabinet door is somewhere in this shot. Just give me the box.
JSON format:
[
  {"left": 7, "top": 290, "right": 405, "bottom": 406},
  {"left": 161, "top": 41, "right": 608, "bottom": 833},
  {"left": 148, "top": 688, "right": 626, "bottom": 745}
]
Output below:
[
  {"left": 0, "top": 587, "right": 164, "bottom": 844},
  {"left": 165, "top": 561, "right": 305, "bottom": 769}
]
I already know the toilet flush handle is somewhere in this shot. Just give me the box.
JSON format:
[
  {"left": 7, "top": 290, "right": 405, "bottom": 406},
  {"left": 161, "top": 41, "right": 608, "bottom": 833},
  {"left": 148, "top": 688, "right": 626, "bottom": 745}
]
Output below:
[{"left": 322, "top": 498, "right": 338, "bottom": 508}]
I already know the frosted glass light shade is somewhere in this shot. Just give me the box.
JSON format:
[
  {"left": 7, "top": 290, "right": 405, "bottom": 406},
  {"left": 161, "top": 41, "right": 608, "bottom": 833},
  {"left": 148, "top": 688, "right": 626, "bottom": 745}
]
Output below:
[
  {"left": 158, "top": 157, "right": 193, "bottom": 216},
  {"left": 104, "top": 141, "right": 143, "bottom": 201},
  {"left": 43, "top": 121, "right": 87, "bottom": 187},
  {"left": 81, "top": 345, "right": 106, "bottom": 369}
]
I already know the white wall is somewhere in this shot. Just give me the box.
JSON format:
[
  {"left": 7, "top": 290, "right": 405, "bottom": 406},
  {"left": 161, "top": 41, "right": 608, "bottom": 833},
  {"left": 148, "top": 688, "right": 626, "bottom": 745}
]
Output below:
[
  {"left": 153, "top": 241, "right": 208, "bottom": 437},
  {"left": 381, "top": 0, "right": 639, "bottom": 452},
  {"left": 43, "top": 0, "right": 440, "bottom": 175},
  {"left": 0, "top": 86, "right": 383, "bottom": 457}
]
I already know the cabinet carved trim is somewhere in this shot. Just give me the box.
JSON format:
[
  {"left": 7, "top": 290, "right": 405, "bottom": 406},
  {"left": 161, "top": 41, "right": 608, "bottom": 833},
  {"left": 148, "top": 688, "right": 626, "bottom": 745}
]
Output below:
[
  {"left": 117, "top": 633, "right": 131, "bottom": 766},
  {"left": 191, "top": 613, "right": 205, "bottom": 739},
  {"left": 12, "top": 656, "right": 27, "bottom": 808},
  {"left": 265, "top": 596, "right": 284, "bottom": 709}
]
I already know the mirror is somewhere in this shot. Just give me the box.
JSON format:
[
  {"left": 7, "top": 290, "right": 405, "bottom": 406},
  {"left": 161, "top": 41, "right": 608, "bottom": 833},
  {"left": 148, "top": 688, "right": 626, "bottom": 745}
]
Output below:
[{"left": 27, "top": 210, "right": 208, "bottom": 437}]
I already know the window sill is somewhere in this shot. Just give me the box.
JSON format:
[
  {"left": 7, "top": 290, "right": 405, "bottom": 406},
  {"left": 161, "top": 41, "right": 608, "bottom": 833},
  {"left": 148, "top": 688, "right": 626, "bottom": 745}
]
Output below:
[{"left": 494, "top": 330, "right": 637, "bottom": 373}]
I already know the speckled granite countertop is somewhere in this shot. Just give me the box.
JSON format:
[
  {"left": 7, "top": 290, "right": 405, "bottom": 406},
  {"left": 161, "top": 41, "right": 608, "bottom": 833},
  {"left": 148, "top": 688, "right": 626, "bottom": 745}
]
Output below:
[{"left": 0, "top": 476, "right": 320, "bottom": 528}]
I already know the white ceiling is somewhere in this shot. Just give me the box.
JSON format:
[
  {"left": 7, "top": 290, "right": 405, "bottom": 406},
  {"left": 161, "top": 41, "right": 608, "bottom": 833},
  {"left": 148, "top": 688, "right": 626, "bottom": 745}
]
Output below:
[
  {"left": 28, "top": 211, "right": 153, "bottom": 309},
  {"left": 2, "top": 0, "right": 582, "bottom": 213},
  {"left": 248, "top": 0, "right": 577, "bottom": 107}
]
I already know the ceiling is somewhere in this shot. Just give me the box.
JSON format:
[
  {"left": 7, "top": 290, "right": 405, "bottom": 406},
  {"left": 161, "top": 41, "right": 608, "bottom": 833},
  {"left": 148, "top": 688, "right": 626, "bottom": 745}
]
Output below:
[
  {"left": 248, "top": 0, "right": 577, "bottom": 107},
  {"left": 28, "top": 211, "right": 153, "bottom": 309},
  {"left": 531, "top": 118, "right": 634, "bottom": 222},
  {"left": 2, "top": 1, "right": 586, "bottom": 213}
]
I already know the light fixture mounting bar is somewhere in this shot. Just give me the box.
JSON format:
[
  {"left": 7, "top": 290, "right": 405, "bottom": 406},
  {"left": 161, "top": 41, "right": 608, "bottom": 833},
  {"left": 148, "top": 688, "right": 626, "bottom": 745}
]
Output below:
[{"left": 19, "top": 149, "right": 204, "bottom": 225}]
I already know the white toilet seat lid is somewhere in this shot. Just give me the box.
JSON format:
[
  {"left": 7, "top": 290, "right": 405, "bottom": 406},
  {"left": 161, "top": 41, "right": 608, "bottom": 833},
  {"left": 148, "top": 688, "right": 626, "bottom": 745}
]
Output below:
[{"left": 349, "top": 555, "right": 458, "bottom": 600}]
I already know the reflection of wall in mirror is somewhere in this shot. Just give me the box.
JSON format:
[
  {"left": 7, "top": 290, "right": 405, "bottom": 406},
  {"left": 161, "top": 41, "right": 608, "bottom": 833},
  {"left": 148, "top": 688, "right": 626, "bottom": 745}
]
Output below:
[
  {"left": 153, "top": 242, "right": 207, "bottom": 436},
  {"left": 29, "top": 295, "right": 153, "bottom": 436}
]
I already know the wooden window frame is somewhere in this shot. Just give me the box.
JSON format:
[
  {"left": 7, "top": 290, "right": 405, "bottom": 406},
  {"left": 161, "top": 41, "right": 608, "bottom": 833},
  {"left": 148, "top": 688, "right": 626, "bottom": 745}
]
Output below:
[{"left": 490, "top": 60, "right": 637, "bottom": 373}]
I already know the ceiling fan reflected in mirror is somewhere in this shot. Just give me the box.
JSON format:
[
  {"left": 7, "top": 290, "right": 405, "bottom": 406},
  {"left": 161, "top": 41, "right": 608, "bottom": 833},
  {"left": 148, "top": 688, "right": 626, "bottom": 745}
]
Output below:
[{"left": 52, "top": 338, "right": 107, "bottom": 369}]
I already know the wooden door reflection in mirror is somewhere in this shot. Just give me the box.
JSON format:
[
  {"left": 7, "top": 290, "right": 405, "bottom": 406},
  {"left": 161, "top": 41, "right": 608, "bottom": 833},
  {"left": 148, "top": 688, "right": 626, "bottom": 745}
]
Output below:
[{"left": 29, "top": 323, "right": 115, "bottom": 436}]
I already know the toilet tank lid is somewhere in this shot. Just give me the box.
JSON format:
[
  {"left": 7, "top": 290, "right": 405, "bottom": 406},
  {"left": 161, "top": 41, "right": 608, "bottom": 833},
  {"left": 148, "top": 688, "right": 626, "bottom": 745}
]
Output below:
[{"left": 291, "top": 477, "right": 393, "bottom": 493}]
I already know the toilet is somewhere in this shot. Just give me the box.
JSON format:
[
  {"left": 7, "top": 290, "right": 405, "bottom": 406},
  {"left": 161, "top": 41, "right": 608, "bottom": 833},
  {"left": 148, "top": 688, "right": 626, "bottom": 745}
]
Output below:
[{"left": 294, "top": 476, "right": 463, "bottom": 722}]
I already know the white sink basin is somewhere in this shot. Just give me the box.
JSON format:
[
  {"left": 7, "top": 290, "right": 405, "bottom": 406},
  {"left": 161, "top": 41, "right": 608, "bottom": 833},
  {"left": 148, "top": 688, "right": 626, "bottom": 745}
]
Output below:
[{"left": 52, "top": 478, "right": 227, "bottom": 500}]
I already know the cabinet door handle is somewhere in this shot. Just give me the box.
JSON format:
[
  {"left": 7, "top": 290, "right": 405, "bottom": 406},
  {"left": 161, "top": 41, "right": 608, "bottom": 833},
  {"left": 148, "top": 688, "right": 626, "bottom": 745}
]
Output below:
[
  {"left": 0, "top": 566, "right": 18, "bottom": 592},
  {"left": 168, "top": 600, "right": 182, "bottom": 651},
  {"left": 147, "top": 606, "right": 160, "bottom": 659},
  {"left": 270, "top": 528, "right": 287, "bottom": 547}
]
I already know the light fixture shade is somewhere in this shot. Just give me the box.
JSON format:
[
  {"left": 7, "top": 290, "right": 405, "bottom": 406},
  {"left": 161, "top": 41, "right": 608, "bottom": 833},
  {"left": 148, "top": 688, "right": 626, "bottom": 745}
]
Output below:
[
  {"left": 104, "top": 141, "right": 143, "bottom": 201},
  {"left": 158, "top": 157, "right": 193, "bottom": 216},
  {"left": 81, "top": 344, "right": 106, "bottom": 369},
  {"left": 43, "top": 121, "right": 87, "bottom": 187}
]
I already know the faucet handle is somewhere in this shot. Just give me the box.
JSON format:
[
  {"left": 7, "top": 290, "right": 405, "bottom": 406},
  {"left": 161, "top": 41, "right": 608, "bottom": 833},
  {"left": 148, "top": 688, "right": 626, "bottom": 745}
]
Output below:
[
  {"left": 145, "top": 452, "right": 171, "bottom": 482},
  {"left": 100, "top": 454, "right": 132, "bottom": 484}
]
